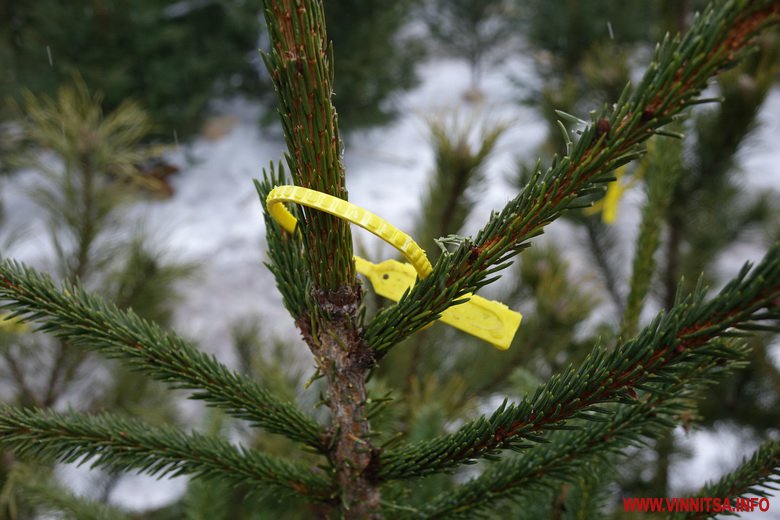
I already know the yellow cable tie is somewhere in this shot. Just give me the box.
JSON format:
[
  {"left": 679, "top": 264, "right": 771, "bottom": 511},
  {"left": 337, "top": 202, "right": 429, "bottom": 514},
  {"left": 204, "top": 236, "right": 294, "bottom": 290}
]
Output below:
[
  {"left": 267, "top": 185, "right": 432, "bottom": 277},
  {"left": 266, "top": 185, "right": 521, "bottom": 350}
]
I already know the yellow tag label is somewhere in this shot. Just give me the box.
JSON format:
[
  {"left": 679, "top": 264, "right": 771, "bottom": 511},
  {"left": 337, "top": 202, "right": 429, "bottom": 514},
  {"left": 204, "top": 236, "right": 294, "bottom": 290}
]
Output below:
[
  {"left": 602, "top": 179, "right": 624, "bottom": 224},
  {"left": 0, "top": 313, "right": 29, "bottom": 334},
  {"left": 355, "top": 258, "right": 521, "bottom": 350}
]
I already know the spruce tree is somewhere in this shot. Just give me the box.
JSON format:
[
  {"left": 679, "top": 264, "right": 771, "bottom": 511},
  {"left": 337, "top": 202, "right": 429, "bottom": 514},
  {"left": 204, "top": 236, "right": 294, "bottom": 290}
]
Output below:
[{"left": 0, "top": 1, "right": 779, "bottom": 518}]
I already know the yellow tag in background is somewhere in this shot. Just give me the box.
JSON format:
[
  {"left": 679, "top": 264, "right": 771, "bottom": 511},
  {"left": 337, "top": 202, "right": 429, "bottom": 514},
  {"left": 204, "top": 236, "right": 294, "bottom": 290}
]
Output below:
[{"left": 0, "top": 313, "right": 29, "bottom": 334}]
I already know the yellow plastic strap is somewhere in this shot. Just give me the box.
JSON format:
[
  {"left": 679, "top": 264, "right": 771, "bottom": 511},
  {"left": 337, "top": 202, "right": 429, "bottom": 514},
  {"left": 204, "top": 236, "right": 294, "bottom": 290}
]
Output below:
[
  {"left": 267, "top": 185, "right": 432, "bottom": 277},
  {"left": 266, "top": 185, "right": 521, "bottom": 350}
]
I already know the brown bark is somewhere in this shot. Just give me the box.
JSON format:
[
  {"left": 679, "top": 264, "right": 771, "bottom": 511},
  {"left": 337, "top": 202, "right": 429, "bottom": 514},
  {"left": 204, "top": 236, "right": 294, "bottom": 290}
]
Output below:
[{"left": 300, "top": 286, "right": 381, "bottom": 519}]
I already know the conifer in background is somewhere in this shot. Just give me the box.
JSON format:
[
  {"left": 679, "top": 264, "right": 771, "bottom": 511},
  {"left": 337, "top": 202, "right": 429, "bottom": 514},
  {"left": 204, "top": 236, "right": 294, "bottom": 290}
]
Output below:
[
  {"left": 520, "top": 0, "right": 655, "bottom": 72},
  {"left": 2, "top": 1, "right": 424, "bottom": 137},
  {"left": 324, "top": 0, "right": 422, "bottom": 130},
  {"left": 0, "top": 78, "right": 190, "bottom": 516},
  {"left": 0, "top": 1, "right": 778, "bottom": 519},
  {"left": 0, "top": 0, "right": 266, "bottom": 136},
  {"left": 422, "top": 0, "right": 517, "bottom": 95}
]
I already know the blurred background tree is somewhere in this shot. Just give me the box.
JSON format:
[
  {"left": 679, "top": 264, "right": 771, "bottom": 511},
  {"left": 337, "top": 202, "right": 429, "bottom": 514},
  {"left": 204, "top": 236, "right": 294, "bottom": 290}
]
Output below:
[
  {"left": 323, "top": 0, "right": 422, "bottom": 131},
  {"left": 1, "top": 0, "right": 424, "bottom": 137},
  {"left": 0, "top": 78, "right": 192, "bottom": 517},
  {"left": 421, "top": 0, "right": 517, "bottom": 99},
  {"left": 0, "top": 0, "right": 267, "bottom": 138}
]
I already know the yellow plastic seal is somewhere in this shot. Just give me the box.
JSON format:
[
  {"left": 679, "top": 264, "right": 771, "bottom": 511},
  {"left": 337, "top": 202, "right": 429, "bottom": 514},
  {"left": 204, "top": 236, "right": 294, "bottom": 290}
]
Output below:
[
  {"left": 266, "top": 185, "right": 521, "bottom": 350},
  {"left": 355, "top": 258, "right": 521, "bottom": 350},
  {"left": 267, "top": 185, "right": 432, "bottom": 277}
]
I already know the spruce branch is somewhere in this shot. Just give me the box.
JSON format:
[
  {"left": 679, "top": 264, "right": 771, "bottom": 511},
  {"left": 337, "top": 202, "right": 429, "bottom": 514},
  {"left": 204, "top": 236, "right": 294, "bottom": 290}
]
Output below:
[
  {"left": 0, "top": 259, "right": 326, "bottom": 451},
  {"left": 378, "top": 242, "right": 780, "bottom": 481},
  {"left": 417, "top": 404, "right": 669, "bottom": 519},
  {"left": 260, "top": 0, "right": 355, "bottom": 292},
  {"left": 255, "top": 166, "right": 310, "bottom": 321},
  {"left": 412, "top": 341, "right": 749, "bottom": 518},
  {"left": 365, "top": 0, "right": 780, "bottom": 354},
  {"left": 0, "top": 407, "right": 333, "bottom": 501},
  {"left": 669, "top": 440, "right": 780, "bottom": 520},
  {"left": 622, "top": 137, "right": 685, "bottom": 337}
]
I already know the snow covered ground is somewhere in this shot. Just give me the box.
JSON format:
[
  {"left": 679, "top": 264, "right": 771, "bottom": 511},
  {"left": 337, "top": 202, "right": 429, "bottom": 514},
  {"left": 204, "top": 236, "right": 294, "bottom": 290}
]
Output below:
[{"left": 3, "top": 53, "right": 780, "bottom": 514}]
